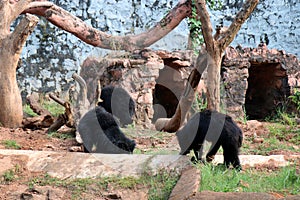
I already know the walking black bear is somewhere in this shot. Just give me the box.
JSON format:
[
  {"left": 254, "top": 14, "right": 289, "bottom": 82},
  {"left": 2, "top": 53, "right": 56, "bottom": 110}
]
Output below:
[
  {"left": 98, "top": 86, "right": 135, "bottom": 126},
  {"left": 78, "top": 106, "right": 136, "bottom": 154},
  {"left": 176, "top": 110, "right": 243, "bottom": 170}
]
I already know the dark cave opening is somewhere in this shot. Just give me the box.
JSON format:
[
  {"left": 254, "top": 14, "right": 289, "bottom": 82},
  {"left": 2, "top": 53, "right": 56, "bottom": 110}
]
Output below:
[
  {"left": 245, "top": 62, "right": 290, "bottom": 120},
  {"left": 152, "top": 65, "right": 185, "bottom": 123}
]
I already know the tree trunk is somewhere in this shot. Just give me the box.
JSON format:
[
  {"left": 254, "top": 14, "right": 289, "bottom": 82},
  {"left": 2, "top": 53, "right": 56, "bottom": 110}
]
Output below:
[
  {"left": 0, "top": 54, "right": 23, "bottom": 127},
  {"left": 196, "top": 0, "right": 259, "bottom": 111},
  {"left": 206, "top": 50, "right": 222, "bottom": 111},
  {"left": 0, "top": 13, "right": 39, "bottom": 127}
]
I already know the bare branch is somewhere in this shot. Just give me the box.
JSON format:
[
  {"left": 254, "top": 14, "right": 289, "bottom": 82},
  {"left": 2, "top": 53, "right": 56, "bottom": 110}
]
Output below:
[
  {"left": 95, "top": 79, "right": 103, "bottom": 105},
  {"left": 218, "top": 0, "right": 259, "bottom": 51},
  {"left": 26, "top": 1, "right": 54, "bottom": 10},
  {"left": 49, "top": 92, "right": 65, "bottom": 106},
  {"left": 195, "top": 0, "right": 214, "bottom": 54},
  {"left": 12, "top": 13, "right": 39, "bottom": 54},
  {"left": 23, "top": 0, "right": 192, "bottom": 51},
  {"left": 72, "top": 73, "right": 88, "bottom": 108}
]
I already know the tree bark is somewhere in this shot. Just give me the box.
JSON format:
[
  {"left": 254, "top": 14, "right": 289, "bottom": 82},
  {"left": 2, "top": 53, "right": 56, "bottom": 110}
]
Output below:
[{"left": 0, "top": 13, "right": 39, "bottom": 127}]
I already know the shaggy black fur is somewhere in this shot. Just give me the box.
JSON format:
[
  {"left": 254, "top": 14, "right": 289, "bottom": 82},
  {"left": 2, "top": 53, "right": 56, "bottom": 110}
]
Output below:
[
  {"left": 98, "top": 86, "right": 135, "bottom": 126},
  {"left": 176, "top": 110, "right": 243, "bottom": 170},
  {"left": 78, "top": 106, "right": 136, "bottom": 154}
]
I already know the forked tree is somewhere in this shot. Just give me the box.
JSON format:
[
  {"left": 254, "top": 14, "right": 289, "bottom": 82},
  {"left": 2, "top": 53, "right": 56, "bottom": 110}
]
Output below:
[{"left": 0, "top": 0, "right": 258, "bottom": 130}]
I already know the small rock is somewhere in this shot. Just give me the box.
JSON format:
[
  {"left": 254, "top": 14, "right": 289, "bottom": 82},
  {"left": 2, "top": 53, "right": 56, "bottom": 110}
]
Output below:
[
  {"left": 45, "top": 144, "right": 55, "bottom": 149},
  {"left": 169, "top": 166, "right": 200, "bottom": 200},
  {"left": 238, "top": 180, "right": 249, "bottom": 188},
  {"left": 253, "top": 138, "right": 264, "bottom": 143},
  {"left": 292, "top": 145, "right": 299, "bottom": 150},
  {"left": 69, "top": 146, "right": 83, "bottom": 152},
  {"left": 20, "top": 193, "right": 33, "bottom": 200},
  {"left": 105, "top": 193, "right": 121, "bottom": 199}
]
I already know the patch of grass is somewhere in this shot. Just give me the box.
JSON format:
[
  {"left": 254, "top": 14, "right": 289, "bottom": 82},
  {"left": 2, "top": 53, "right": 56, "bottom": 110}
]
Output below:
[
  {"left": 144, "top": 170, "right": 179, "bottom": 200},
  {"left": 241, "top": 135, "right": 297, "bottom": 155},
  {"left": 23, "top": 104, "right": 38, "bottom": 117},
  {"left": 198, "top": 163, "right": 300, "bottom": 195},
  {"left": 2, "top": 140, "right": 21, "bottom": 149},
  {"left": 1, "top": 165, "right": 21, "bottom": 184},
  {"left": 2, "top": 169, "right": 15, "bottom": 183},
  {"left": 23, "top": 100, "right": 65, "bottom": 118},
  {"left": 48, "top": 132, "right": 74, "bottom": 140},
  {"left": 268, "top": 123, "right": 300, "bottom": 145},
  {"left": 96, "top": 176, "right": 142, "bottom": 190},
  {"left": 42, "top": 100, "right": 65, "bottom": 117},
  {"left": 192, "top": 92, "right": 207, "bottom": 112}
]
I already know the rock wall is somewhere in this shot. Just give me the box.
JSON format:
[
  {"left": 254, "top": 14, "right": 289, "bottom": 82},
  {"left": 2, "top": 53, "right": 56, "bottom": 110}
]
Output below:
[
  {"left": 222, "top": 44, "right": 300, "bottom": 120},
  {"left": 80, "top": 50, "right": 195, "bottom": 126},
  {"left": 17, "top": 0, "right": 300, "bottom": 97},
  {"left": 80, "top": 45, "right": 300, "bottom": 124}
]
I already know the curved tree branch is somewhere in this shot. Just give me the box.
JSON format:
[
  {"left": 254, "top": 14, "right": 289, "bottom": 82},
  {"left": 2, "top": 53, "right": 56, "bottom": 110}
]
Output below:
[
  {"left": 23, "top": 0, "right": 192, "bottom": 52},
  {"left": 156, "top": 49, "right": 208, "bottom": 132},
  {"left": 218, "top": 0, "right": 259, "bottom": 51},
  {"left": 12, "top": 13, "right": 39, "bottom": 55},
  {"left": 195, "top": 0, "right": 214, "bottom": 54}
]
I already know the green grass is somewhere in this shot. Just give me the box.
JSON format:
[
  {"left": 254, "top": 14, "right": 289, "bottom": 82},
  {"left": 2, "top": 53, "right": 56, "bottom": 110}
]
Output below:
[
  {"left": 1, "top": 165, "right": 21, "bottom": 184},
  {"left": 48, "top": 132, "right": 74, "bottom": 140},
  {"left": 27, "top": 170, "right": 179, "bottom": 199},
  {"left": 146, "top": 170, "right": 179, "bottom": 200},
  {"left": 2, "top": 140, "right": 21, "bottom": 149},
  {"left": 42, "top": 100, "right": 65, "bottom": 117},
  {"left": 268, "top": 123, "right": 300, "bottom": 145},
  {"left": 23, "top": 100, "right": 65, "bottom": 118},
  {"left": 2, "top": 169, "right": 16, "bottom": 183},
  {"left": 241, "top": 136, "right": 297, "bottom": 155},
  {"left": 23, "top": 104, "right": 38, "bottom": 117},
  {"left": 198, "top": 163, "right": 300, "bottom": 195}
]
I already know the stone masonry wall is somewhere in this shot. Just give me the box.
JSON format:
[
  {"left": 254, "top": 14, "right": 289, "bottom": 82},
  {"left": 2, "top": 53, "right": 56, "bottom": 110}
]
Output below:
[
  {"left": 222, "top": 44, "right": 300, "bottom": 120},
  {"left": 17, "top": 0, "right": 299, "bottom": 97},
  {"left": 80, "top": 50, "right": 195, "bottom": 126}
]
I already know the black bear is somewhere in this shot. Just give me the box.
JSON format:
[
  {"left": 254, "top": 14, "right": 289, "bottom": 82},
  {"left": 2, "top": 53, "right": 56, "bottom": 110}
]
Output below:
[
  {"left": 98, "top": 86, "right": 135, "bottom": 126},
  {"left": 176, "top": 110, "right": 243, "bottom": 170},
  {"left": 78, "top": 106, "right": 136, "bottom": 154}
]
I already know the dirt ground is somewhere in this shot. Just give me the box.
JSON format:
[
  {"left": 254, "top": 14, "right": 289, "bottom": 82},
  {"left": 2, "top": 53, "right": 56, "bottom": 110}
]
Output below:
[{"left": 0, "top": 121, "right": 299, "bottom": 199}]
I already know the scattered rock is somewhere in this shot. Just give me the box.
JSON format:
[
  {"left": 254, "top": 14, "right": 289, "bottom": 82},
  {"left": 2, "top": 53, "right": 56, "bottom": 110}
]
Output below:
[
  {"left": 169, "top": 166, "right": 200, "bottom": 200},
  {"left": 253, "top": 138, "right": 264, "bottom": 143}
]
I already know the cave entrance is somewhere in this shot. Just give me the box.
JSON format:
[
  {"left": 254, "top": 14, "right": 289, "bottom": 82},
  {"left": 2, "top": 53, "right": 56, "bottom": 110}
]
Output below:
[
  {"left": 245, "top": 62, "right": 290, "bottom": 120},
  {"left": 152, "top": 65, "right": 185, "bottom": 123}
]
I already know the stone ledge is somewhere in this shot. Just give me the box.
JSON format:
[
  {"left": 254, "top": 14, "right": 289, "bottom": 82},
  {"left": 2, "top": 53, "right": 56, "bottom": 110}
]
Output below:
[
  {"left": 213, "top": 154, "right": 300, "bottom": 168},
  {"left": 1, "top": 150, "right": 299, "bottom": 180},
  {"left": 0, "top": 149, "right": 190, "bottom": 179}
]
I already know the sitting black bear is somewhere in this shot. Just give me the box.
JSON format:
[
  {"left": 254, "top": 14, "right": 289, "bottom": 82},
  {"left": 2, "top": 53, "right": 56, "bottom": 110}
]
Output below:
[
  {"left": 98, "top": 85, "right": 135, "bottom": 126},
  {"left": 78, "top": 106, "right": 136, "bottom": 154},
  {"left": 176, "top": 110, "right": 243, "bottom": 170}
]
